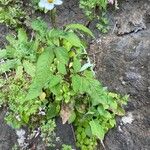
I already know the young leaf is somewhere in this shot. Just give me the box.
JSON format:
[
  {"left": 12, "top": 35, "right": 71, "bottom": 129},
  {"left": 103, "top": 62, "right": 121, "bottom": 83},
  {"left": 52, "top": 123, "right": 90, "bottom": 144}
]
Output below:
[
  {"left": 54, "top": 47, "right": 69, "bottom": 74},
  {"left": 57, "top": 63, "right": 67, "bottom": 75},
  {"left": 72, "top": 75, "right": 89, "bottom": 93},
  {"left": 73, "top": 58, "right": 81, "bottom": 72},
  {"left": 50, "top": 84, "right": 62, "bottom": 96},
  {"left": 89, "top": 120, "right": 105, "bottom": 140},
  {"left": 0, "top": 59, "right": 18, "bottom": 74},
  {"left": 23, "top": 60, "right": 36, "bottom": 77},
  {"left": 49, "top": 75, "right": 62, "bottom": 88},
  {"left": 18, "top": 28, "right": 28, "bottom": 42},
  {"left": 63, "top": 32, "right": 83, "bottom": 48},
  {"left": 48, "top": 29, "right": 64, "bottom": 39},
  {"left": 15, "top": 65, "right": 23, "bottom": 79},
  {"left": 87, "top": 79, "right": 108, "bottom": 106},
  {"left": 65, "top": 23, "right": 94, "bottom": 37},
  {"left": 6, "top": 35, "right": 16, "bottom": 46},
  {"left": 31, "top": 18, "right": 48, "bottom": 34},
  {"left": 68, "top": 111, "right": 76, "bottom": 124}
]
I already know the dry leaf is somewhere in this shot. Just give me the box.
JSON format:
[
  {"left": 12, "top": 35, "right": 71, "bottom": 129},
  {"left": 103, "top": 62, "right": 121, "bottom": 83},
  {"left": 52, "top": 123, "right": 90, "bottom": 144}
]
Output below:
[{"left": 60, "top": 104, "right": 72, "bottom": 124}]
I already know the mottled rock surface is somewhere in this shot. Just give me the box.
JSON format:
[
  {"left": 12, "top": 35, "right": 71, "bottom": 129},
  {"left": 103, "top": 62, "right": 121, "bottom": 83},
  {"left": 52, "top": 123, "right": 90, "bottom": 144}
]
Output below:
[
  {"left": 89, "top": 0, "right": 150, "bottom": 149},
  {"left": 0, "top": 0, "right": 150, "bottom": 149}
]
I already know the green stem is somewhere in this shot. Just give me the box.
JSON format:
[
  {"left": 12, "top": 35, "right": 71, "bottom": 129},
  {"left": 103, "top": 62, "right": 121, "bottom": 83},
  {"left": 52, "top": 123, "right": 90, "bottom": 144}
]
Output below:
[{"left": 50, "top": 8, "right": 57, "bottom": 28}]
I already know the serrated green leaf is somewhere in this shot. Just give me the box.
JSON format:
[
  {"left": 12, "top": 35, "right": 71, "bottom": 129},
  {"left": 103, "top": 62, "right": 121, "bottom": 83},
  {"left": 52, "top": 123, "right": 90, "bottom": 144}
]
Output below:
[
  {"left": 108, "top": 98, "right": 118, "bottom": 110},
  {"left": 26, "top": 83, "right": 42, "bottom": 100},
  {"left": 65, "top": 23, "right": 94, "bottom": 37},
  {"left": 54, "top": 47, "right": 69, "bottom": 74},
  {"left": 5, "top": 46, "right": 16, "bottom": 58},
  {"left": 57, "top": 63, "right": 67, "bottom": 75},
  {"left": 73, "top": 58, "right": 81, "bottom": 72},
  {"left": 23, "top": 60, "right": 36, "bottom": 77},
  {"left": 6, "top": 34, "right": 16, "bottom": 46},
  {"left": 51, "top": 84, "right": 62, "bottom": 96},
  {"left": 71, "top": 75, "right": 80, "bottom": 92},
  {"left": 47, "top": 103, "right": 59, "bottom": 119},
  {"left": 31, "top": 18, "right": 48, "bottom": 34},
  {"left": 72, "top": 75, "right": 86, "bottom": 92},
  {"left": 97, "top": 106, "right": 112, "bottom": 119},
  {"left": 0, "top": 59, "right": 18, "bottom": 74},
  {"left": 18, "top": 28, "right": 27, "bottom": 42},
  {"left": 89, "top": 119, "right": 105, "bottom": 140},
  {"left": 30, "top": 38, "right": 39, "bottom": 52},
  {"left": 54, "top": 47, "right": 69, "bottom": 64},
  {"left": 87, "top": 79, "right": 108, "bottom": 106},
  {"left": 68, "top": 111, "right": 76, "bottom": 124},
  {"left": 26, "top": 47, "right": 54, "bottom": 100},
  {"left": 85, "top": 125, "right": 92, "bottom": 137},
  {"left": 48, "top": 28, "right": 64, "bottom": 39},
  {"left": 49, "top": 75, "right": 62, "bottom": 88},
  {"left": 115, "top": 106, "right": 125, "bottom": 116},
  {"left": 63, "top": 32, "right": 83, "bottom": 48},
  {"left": 72, "top": 75, "right": 89, "bottom": 93},
  {"left": 15, "top": 65, "right": 23, "bottom": 79}
]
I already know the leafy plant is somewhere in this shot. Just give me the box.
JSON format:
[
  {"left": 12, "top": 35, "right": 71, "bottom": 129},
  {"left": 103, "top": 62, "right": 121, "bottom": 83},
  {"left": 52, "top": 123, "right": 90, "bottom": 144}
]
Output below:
[
  {"left": 0, "top": 19, "right": 128, "bottom": 149},
  {"left": 62, "top": 144, "right": 73, "bottom": 150},
  {"left": 79, "top": 0, "right": 116, "bottom": 32},
  {"left": 0, "top": 0, "right": 27, "bottom": 27},
  {"left": 0, "top": 28, "right": 37, "bottom": 75},
  {"left": 80, "top": 0, "right": 108, "bottom": 20}
]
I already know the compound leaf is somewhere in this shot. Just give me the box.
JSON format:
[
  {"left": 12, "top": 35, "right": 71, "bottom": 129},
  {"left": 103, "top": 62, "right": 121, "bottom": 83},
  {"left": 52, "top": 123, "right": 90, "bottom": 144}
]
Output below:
[{"left": 89, "top": 119, "right": 105, "bottom": 140}]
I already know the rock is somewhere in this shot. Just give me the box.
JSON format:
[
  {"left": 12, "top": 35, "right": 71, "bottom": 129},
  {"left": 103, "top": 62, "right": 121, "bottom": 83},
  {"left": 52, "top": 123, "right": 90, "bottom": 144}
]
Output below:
[{"left": 0, "top": 109, "right": 17, "bottom": 150}]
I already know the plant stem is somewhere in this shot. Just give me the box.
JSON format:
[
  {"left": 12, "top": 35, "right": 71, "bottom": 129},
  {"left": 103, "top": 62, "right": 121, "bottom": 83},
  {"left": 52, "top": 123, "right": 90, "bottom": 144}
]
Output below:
[{"left": 50, "top": 8, "right": 56, "bottom": 28}]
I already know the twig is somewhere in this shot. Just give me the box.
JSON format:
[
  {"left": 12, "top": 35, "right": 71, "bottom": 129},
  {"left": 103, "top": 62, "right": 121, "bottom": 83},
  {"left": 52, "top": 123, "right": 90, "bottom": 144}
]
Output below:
[
  {"left": 100, "top": 140, "right": 106, "bottom": 150},
  {"left": 112, "top": 21, "right": 117, "bottom": 34}
]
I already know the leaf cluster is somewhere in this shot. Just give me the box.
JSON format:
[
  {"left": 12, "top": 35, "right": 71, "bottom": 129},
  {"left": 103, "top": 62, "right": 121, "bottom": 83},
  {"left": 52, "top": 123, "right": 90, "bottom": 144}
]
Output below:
[
  {"left": 0, "top": 0, "right": 28, "bottom": 27},
  {"left": 0, "top": 19, "right": 128, "bottom": 150},
  {"left": 79, "top": 0, "right": 112, "bottom": 33}
]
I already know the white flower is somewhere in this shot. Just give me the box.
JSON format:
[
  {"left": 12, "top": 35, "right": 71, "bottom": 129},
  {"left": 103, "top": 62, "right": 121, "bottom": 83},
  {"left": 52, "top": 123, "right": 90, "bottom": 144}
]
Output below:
[{"left": 39, "top": 0, "right": 63, "bottom": 10}]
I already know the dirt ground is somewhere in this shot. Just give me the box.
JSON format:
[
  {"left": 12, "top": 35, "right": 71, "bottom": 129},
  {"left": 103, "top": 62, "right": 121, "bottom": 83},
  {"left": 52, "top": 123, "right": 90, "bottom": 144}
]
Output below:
[{"left": 0, "top": 0, "right": 150, "bottom": 149}]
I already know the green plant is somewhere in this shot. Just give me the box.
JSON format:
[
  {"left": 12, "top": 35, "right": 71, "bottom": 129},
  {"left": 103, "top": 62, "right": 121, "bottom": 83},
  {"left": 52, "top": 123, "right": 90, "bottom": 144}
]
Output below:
[
  {"left": 80, "top": 0, "right": 108, "bottom": 20},
  {"left": 96, "top": 12, "right": 109, "bottom": 33},
  {"left": 31, "top": 0, "right": 40, "bottom": 8},
  {"left": 0, "top": 0, "right": 27, "bottom": 27},
  {"left": 40, "top": 119, "right": 56, "bottom": 147},
  {"left": 79, "top": 0, "right": 116, "bottom": 32},
  {"left": 62, "top": 144, "right": 73, "bottom": 150},
  {"left": 0, "top": 18, "right": 128, "bottom": 149}
]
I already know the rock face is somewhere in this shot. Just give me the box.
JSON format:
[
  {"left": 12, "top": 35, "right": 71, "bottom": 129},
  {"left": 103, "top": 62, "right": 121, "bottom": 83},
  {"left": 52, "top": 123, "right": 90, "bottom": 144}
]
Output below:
[
  {"left": 0, "top": 110, "right": 17, "bottom": 150},
  {"left": 89, "top": 0, "right": 150, "bottom": 149}
]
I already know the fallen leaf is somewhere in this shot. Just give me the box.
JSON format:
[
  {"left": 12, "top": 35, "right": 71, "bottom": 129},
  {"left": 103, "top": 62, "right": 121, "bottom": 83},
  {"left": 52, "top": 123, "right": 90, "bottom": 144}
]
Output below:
[{"left": 60, "top": 104, "right": 72, "bottom": 124}]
